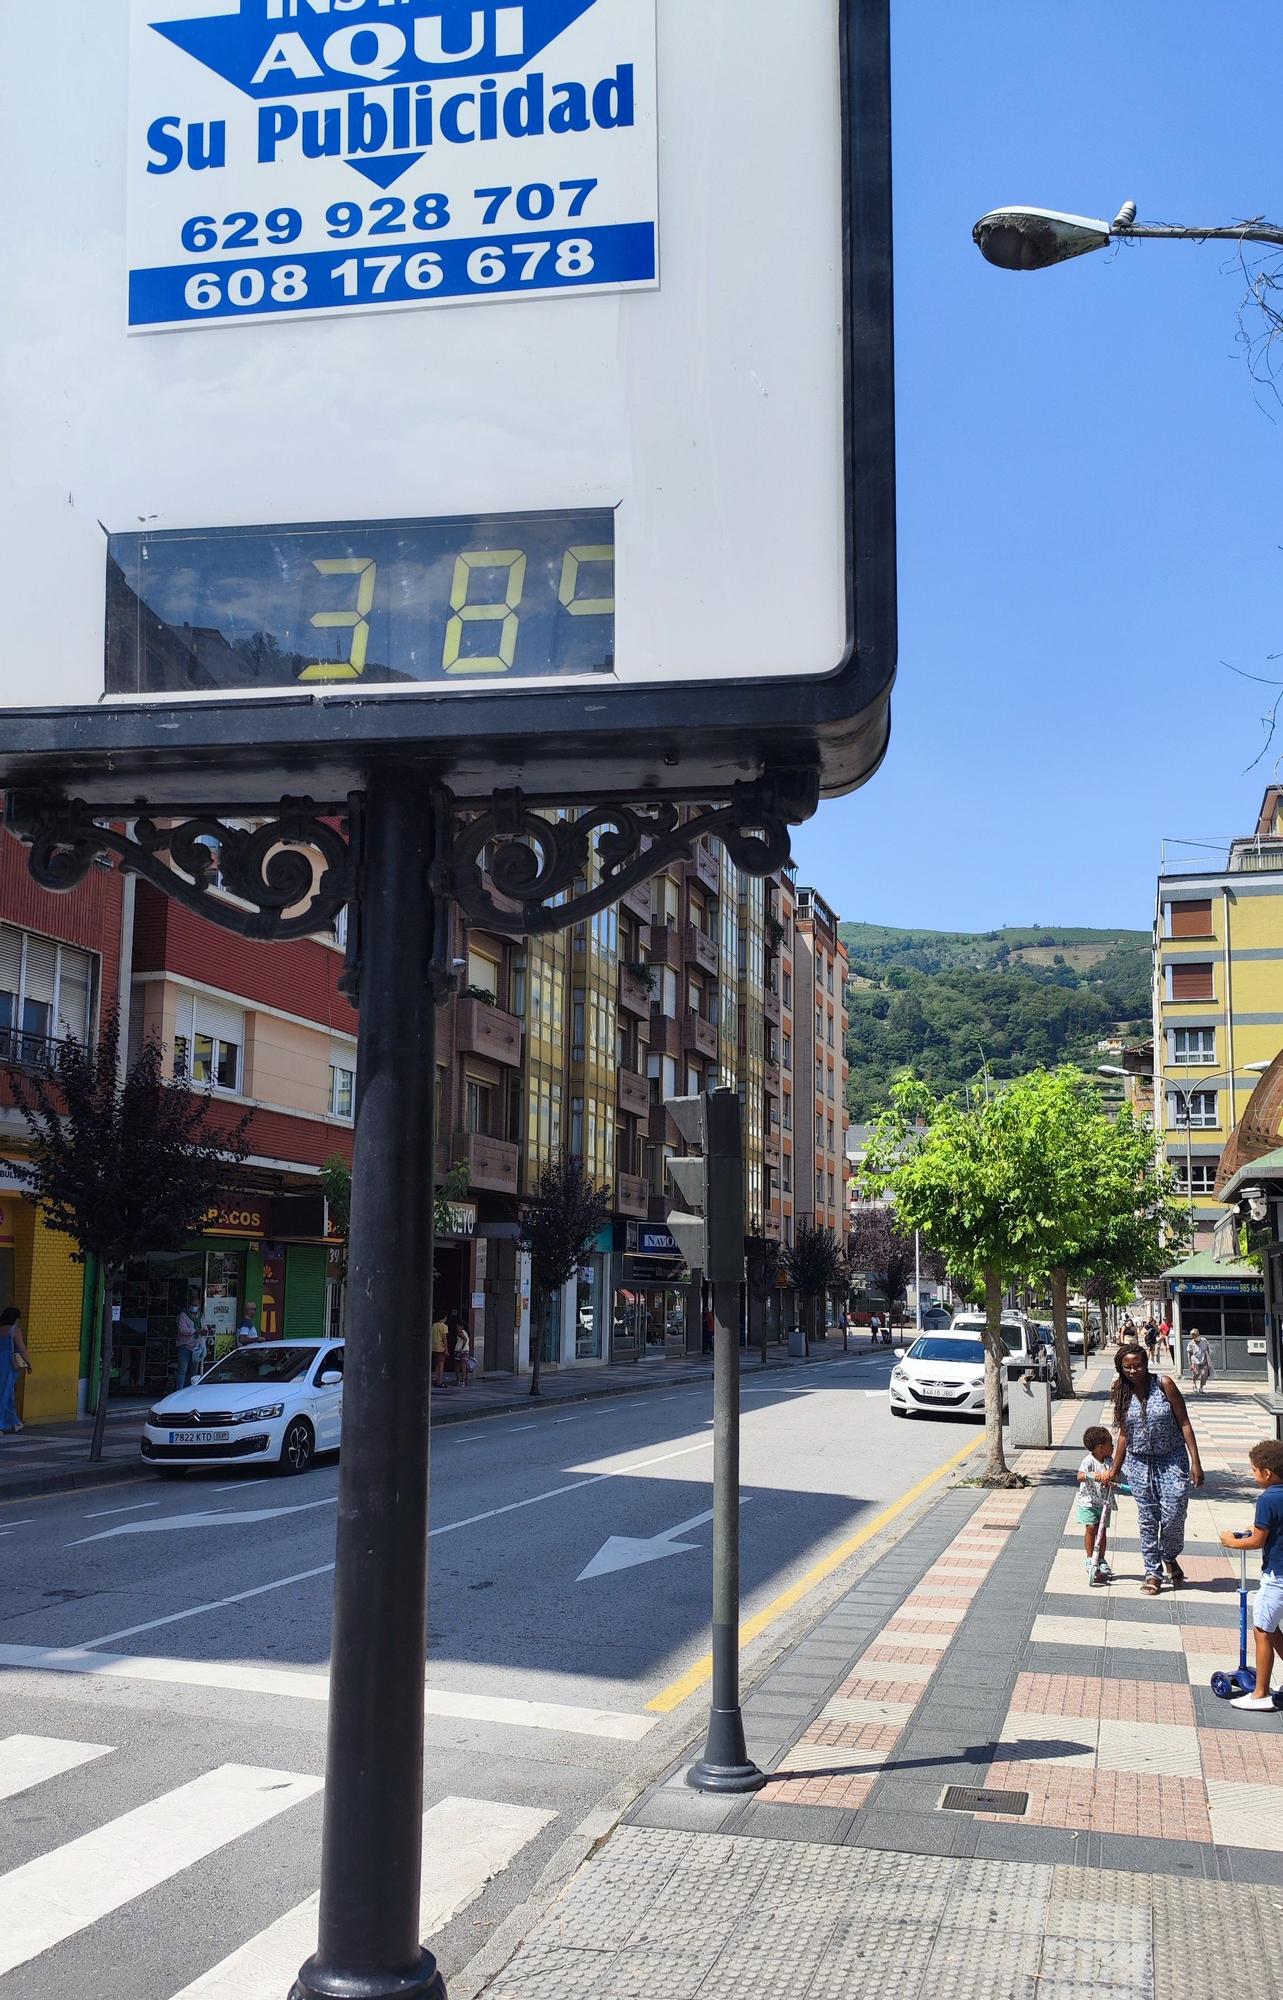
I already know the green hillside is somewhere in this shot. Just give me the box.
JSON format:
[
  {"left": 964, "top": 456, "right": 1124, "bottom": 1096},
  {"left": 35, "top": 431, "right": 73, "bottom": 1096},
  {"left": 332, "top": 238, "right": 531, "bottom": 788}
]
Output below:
[{"left": 839, "top": 923, "right": 1151, "bottom": 1119}]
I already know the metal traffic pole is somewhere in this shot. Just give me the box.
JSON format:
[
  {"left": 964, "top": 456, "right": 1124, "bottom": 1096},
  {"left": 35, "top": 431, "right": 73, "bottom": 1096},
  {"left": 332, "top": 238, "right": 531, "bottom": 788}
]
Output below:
[
  {"left": 293, "top": 768, "right": 446, "bottom": 2000},
  {"left": 688, "top": 1088, "right": 765, "bottom": 1794}
]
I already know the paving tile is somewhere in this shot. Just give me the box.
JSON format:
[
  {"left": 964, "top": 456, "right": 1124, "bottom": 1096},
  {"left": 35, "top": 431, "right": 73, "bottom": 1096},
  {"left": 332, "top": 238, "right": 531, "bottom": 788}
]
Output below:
[
  {"left": 1009, "top": 1671, "right": 1102, "bottom": 1720},
  {"left": 1039, "top": 1936, "right": 1155, "bottom": 1987},
  {"left": 822, "top": 1694, "right": 920, "bottom": 1727},
  {"left": 859, "top": 1642, "right": 952, "bottom": 1669},
  {"left": 1043, "top": 1895, "right": 1151, "bottom": 1942},
  {"left": 1095, "top": 1720, "right": 1202, "bottom": 1779},
  {"left": 1206, "top": 1777, "right": 1283, "bottom": 1851},
  {"left": 774, "top": 1740, "right": 895, "bottom": 1776},
  {"left": 756, "top": 1770, "right": 877, "bottom": 1809},
  {"left": 1198, "top": 1726, "right": 1283, "bottom": 1786}
]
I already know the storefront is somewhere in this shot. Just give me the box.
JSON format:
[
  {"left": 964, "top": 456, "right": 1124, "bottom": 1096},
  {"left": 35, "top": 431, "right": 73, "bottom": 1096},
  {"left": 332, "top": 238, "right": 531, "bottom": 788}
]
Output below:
[
  {"left": 1164, "top": 1253, "right": 1267, "bottom": 1381},
  {"left": 113, "top": 1189, "right": 330, "bottom": 1398},
  {"left": 610, "top": 1222, "right": 698, "bottom": 1364}
]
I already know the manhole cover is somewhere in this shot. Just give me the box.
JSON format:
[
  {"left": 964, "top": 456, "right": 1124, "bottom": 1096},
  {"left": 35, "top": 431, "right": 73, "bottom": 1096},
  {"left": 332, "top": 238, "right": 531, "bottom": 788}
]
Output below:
[{"left": 939, "top": 1786, "right": 1028, "bottom": 1816}]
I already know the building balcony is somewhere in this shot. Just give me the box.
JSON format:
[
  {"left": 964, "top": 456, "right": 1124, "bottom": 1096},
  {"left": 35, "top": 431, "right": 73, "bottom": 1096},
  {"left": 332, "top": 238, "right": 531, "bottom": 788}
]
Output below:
[
  {"left": 646, "top": 924, "right": 682, "bottom": 973},
  {"left": 765, "top": 1132, "right": 781, "bottom": 1167},
  {"left": 621, "top": 880, "right": 653, "bottom": 921},
  {"left": 685, "top": 924, "right": 718, "bottom": 975},
  {"left": 764, "top": 1057, "right": 781, "bottom": 1092},
  {"left": 619, "top": 965, "right": 653, "bottom": 1018},
  {"left": 618, "top": 1066, "right": 650, "bottom": 1118},
  {"left": 451, "top": 1130, "right": 520, "bottom": 1194},
  {"left": 764, "top": 985, "right": 781, "bottom": 1025},
  {"left": 454, "top": 997, "right": 523, "bottom": 1070},
  {"left": 691, "top": 843, "right": 720, "bottom": 893},
  {"left": 683, "top": 1011, "right": 718, "bottom": 1060},
  {"left": 616, "top": 1171, "right": 650, "bottom": 1218},
  {"left": 762, "top": 1210, "right": 782, "bottom": 1241},
  {"left": 648, "top": 1012, "right": 683, "bottom": 1062}
]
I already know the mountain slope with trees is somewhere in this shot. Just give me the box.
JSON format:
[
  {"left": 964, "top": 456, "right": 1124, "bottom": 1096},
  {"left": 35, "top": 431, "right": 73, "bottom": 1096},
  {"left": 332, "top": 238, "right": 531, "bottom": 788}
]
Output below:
[{"left": 840, "top": 923, "right": 1150, "bottom": 1118}]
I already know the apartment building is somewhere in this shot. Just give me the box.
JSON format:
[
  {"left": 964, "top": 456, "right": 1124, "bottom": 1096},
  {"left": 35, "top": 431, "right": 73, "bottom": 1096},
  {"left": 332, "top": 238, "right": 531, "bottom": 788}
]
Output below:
[{"left": 793, "top": 885, "right": 851, "bottom": 1254}]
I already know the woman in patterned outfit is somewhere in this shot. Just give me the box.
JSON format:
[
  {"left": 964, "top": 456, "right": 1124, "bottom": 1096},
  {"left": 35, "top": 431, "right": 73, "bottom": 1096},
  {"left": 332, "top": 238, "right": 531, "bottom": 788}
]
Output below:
[{"left": 1103, "top": 1344, "right": 1204, "bottom": 1595}]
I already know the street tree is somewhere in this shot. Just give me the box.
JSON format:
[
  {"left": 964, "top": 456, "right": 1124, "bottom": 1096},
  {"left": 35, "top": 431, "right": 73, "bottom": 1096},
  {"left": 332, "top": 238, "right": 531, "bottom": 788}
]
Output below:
[
  {"left": 745, "top": 1223, "right": 785, "bottom": 1365},
  {"left": 783, "top": 1219, "right": 847, "bottom": 1350},
  {"left": 518, "top": 1150, "right": 612, "bottom": 1397},
  {"left": 14, "top": 1014, "right": 249, "bottom": 1463},
  {"left": 847, "top": 1203, "right": 917, "bottom": 1328}
]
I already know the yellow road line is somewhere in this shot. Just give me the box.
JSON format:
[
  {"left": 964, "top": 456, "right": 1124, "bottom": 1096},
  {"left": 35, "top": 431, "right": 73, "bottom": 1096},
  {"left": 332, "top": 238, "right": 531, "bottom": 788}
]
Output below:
[{"left": 646, "top": 1431, "right": 981, "bottom": 1715}]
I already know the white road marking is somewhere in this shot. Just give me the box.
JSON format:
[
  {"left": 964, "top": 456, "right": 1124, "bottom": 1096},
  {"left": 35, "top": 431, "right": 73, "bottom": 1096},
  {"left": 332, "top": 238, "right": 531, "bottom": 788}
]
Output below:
[
  {"left": 69, "top": 1496, "right": 337, "bottom": 1546},
  {"left": 75, "top": 1563, "right": 340, "bottom": 1651},
  {"left": 83, "top": 1500, "right": 161, "bottom": 1519},
  {"left": 554, "top": 1415, "right": 585, "bottom": 1423},
  {"left": 427, "top": 1437, "right": 713, "bottom": 1541},
  {"left": 505, "top": 1424, "right": 536, "bottom": 1433},
  {"left": 211, "top": 1478, "right": 272, "bottom": 1492},
  {"left": 0, "top": 1762, "right": 322, "bottom": 1978},
  {"left": 577, "top": 1506, "right": 717, "bottom": 1581},
  {"left": 0, "top": 1646, "right": 655, "bottom": 1741},
  {"left": 168, "top": 1796, "right": 556, "bottom": 2000},
  {"left": 0, "top": 1733, "right": 113, "bottom": 1802}
]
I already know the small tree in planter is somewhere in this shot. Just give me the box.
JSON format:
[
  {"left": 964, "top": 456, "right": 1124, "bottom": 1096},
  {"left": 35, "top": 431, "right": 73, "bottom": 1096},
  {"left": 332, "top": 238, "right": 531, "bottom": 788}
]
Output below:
[
  {"left": 13, "top": 1013, "right": 249, "bottom": 1462},
  {"left": 783, "top": 1220, "right": 846, "bottom": 1351},
  {"left": 745, "top": 1224, "right": 785, "bottom": 1364},
  {"left": 518, "top": 1151, "right": 612, "bottom": 1396}
]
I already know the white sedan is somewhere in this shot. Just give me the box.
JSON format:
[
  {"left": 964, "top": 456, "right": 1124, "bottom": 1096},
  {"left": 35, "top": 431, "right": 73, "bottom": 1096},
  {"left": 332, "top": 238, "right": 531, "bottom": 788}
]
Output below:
[
  {"left": 140, "top": 1339, "right": 344, "bottom": 1477},
  {"left": 889, "top": 1335, "right": 1003, "bottom": 1420}
]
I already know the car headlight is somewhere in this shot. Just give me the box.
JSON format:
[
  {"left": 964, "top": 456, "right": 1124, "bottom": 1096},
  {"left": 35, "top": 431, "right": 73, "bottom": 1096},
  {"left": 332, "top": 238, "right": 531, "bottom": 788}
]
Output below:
[
  {"left": 969, "top": 1375, "right": 985, "bottom": 1388},
  {"left": 890, "top": 1367, "right": 906, "bottom": 1384},
  {"left": 146, "top": 1408, "right": 165, "bottom": 1425},
  {"left": 237, "top": 1403, "right": 285, "bottom": 1423}
]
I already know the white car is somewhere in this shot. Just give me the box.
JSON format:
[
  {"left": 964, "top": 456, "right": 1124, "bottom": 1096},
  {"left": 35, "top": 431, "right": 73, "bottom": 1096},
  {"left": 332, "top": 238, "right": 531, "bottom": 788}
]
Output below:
[
  {"left": 889, "top": 1334, "right": 1005, "bottom": 1421},
  {"left": 948, "top": 1311, "right": 1034, "bottom": 1358},
  {"left": 140, "top": 1339, "right": 344, "bottom": 1477},
  {"left": 1065, "top": 1316, "right": 1090, "bottom": 1355}
]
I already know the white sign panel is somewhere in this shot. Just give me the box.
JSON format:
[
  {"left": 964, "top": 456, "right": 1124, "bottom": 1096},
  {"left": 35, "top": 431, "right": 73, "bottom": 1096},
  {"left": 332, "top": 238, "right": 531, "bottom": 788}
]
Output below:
[{"left": 128, "top": 0, "right": 659, "bottom": 332}]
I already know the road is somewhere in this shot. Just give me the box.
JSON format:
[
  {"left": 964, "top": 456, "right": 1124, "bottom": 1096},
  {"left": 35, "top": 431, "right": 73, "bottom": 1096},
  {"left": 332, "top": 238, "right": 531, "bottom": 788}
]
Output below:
[{"left": 0, "top": 1345, "right": 986, "bottom": 1998}]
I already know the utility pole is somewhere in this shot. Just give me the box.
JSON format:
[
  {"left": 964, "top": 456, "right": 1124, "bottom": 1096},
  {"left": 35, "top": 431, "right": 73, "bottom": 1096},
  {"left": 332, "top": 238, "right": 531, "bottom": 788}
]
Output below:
[{"left": 667, "top": 1088, "right": 765, "bottom": 1794}]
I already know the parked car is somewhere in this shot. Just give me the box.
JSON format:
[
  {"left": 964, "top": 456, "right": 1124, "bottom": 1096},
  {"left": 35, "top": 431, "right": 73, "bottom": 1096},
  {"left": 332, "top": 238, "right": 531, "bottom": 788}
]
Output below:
[
  {"left": 140, "top": 1340, "right": 344, "bottom": 1477},
  {"left": 888, "top": 1335, "right": 1006, "bottom": 1421},
  {"left": 1065, "top": 1316, "right": 1090, "bottom": 1355},
  {"left": 919, "top": 1306, "right": 953, "bottom": 1331},
  {"left": 947, "top": 1311, "right": 1035, "bottom": 1358}
]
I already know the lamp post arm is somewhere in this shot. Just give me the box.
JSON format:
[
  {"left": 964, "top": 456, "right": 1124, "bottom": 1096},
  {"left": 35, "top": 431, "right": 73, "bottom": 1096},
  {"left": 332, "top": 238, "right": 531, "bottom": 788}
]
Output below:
[{"left": 1117, "top": 220, "right": 1283, "bottom": 251}]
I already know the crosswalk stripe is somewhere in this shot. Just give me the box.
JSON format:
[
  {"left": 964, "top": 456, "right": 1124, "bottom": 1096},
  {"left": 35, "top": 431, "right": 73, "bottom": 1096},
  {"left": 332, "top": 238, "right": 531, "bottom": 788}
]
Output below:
[
  {"left": 0, "top": 1733, "right": 113, "bottom": 1801},
  {"left": 0, "top": 1644, "right": 655, "bottom": 1741},
  {"left": 169, "top": 1795, "right": 556, "bottom": 1999},
  {"left": 0, "top": 1762, "right": 322, "bottom": 1978}
]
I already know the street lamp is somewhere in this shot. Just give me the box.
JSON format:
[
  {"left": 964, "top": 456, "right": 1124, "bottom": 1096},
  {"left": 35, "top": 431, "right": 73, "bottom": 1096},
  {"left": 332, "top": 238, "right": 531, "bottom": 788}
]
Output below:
[
  {"left": 1100, "top": 1061, "right": 1271, "bottom": 1223},
  {"left": 973, "top": 201, "right": 1283, "bottom": 272}
]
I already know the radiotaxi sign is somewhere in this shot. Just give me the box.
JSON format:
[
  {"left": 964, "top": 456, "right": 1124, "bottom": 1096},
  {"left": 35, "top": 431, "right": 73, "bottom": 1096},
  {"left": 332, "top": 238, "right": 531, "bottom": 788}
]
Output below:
[{"left": 128, "top": 0, "right": 659, "bottom": 329}]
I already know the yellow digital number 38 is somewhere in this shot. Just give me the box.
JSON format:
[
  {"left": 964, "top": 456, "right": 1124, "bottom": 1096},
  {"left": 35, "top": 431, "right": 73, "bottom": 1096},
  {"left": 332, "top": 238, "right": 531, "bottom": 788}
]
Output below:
[{"left": 299, "top": 557, "right": 378, "bottom": 682}]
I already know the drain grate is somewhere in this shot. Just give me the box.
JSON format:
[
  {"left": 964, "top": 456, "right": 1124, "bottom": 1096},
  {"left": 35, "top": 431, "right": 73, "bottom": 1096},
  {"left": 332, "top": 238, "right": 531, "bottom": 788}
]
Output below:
[{"left": 939, "top": 1785, "right": 1028, "bottom": 1817}]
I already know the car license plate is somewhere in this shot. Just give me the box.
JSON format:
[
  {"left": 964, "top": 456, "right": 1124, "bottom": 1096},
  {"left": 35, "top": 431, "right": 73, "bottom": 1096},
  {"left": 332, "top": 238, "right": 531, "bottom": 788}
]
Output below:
[
  {"left": 168, "top": 1429, "right": 231, "bottom": 1445},
  {"left": 918, "top": 1388, "right": 955, "bottom": 1400}
]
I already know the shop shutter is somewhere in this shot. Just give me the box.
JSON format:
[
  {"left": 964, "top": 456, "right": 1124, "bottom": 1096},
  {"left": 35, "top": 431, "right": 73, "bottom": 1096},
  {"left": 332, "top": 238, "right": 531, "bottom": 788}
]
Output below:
[
  {"left": 1170, "top": 900, "right": 1213, "bottom": 938},
  {"left": 1171, "top": 962, "right": 1214, "bottom": 1001}
]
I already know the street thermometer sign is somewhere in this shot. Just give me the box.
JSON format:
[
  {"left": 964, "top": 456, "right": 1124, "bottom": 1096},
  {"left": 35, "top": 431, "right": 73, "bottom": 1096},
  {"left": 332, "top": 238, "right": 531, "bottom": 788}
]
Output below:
[{"left": 0, "top": 0, "right": 894, "bottom": 809}]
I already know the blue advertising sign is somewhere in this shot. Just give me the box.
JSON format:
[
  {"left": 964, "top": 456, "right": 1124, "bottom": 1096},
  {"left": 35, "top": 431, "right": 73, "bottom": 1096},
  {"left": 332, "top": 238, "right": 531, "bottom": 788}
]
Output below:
[{"left": 129, "top": 0, "right": 659, "bottom": 331}]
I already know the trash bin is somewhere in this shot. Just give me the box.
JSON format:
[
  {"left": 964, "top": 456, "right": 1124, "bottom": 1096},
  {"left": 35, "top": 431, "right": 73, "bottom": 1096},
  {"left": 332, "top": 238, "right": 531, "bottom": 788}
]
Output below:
[
  {"left": 1005, "top": 1358, "right": 1052, "bottom": 1448},
  {"left": 788, "top": 1326, "right": 808, "bottom": 1358}
]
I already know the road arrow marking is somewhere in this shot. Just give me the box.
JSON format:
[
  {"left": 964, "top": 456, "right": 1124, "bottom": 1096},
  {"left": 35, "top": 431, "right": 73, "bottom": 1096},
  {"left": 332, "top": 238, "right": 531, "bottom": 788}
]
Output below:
[
  {"left": 68, "top": 1498, "right": 337, "bottom": 1546},
  {"left": 577, "top": 1501, "right": 748, "bottom": 1582}
]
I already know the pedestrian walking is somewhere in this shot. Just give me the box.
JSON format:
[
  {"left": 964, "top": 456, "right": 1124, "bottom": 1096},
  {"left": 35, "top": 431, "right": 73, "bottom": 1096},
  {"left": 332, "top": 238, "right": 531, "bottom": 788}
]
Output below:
[
  {"left": 1158, "top": 1317, "right": 1174, "bottom": 1364},
  {"left": 1076, "top": 1425, "right": 1117, "bottom": 1584},
  {"left": 1186, "top": 1328, "right": 1213, "bottom": 1395},
  {"left": 0, "top": 1305, "right": 31, "bottom": 1432},
  {"left": 449, "top": 1311, "right": 471, "bottom": 1390},
  {"left": 1218, "top": 1439, "right": 1283, "bottom": 1711},
  {"left": 431, "top": 1312, "right": 449, "bottom": 1390},
  {"left": 175, "top": 1295, "right": 199, "bottom": 1391},
  {"left": 1144, "top": 1321, "right": 1158, "bottom": 1362},
  {"left": 869, "top": 1310, "right": 881, "bottom": 1348},
  {"left": 1104, "top": 1343, "right": 1205, "bottom": 1595}
]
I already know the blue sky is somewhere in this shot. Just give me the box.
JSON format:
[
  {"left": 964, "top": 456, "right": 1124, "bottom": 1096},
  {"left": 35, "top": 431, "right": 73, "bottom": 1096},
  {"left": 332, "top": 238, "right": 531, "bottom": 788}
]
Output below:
[{"left": 790, "top": 1, "right": 1283, "bottom": 935}]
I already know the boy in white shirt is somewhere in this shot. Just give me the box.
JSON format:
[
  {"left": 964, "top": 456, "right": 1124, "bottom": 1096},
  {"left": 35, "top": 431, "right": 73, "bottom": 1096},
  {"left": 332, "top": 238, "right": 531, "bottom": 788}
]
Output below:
[{"left": 1077, "top": 1425, "right": 1117, "bottom": 1585}]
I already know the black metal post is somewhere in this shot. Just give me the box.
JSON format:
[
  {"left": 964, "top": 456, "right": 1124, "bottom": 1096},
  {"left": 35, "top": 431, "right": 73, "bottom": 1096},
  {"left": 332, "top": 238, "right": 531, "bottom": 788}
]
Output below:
[
  {"left": 688, "top": 1089, "right": 765, "bottom": 1794},
  {"left": 293, "top": 769, "right": 446, "bottom": 2000}
]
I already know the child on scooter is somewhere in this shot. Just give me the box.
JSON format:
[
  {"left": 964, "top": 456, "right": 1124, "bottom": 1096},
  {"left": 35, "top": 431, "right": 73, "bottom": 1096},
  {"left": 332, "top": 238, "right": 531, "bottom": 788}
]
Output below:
[{"left": 1219, "top": 1439, "right": 1283, "bottom": 1711}]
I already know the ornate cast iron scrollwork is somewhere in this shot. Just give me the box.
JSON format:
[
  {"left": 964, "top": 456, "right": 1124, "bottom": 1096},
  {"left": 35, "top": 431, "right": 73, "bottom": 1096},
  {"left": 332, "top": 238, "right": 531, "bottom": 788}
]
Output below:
[
  {"left": 441, "top": 770, "right": 819, "bottom": 936},
  {"left": 6, "top": 793, "right": 355, "bottom": 946}
]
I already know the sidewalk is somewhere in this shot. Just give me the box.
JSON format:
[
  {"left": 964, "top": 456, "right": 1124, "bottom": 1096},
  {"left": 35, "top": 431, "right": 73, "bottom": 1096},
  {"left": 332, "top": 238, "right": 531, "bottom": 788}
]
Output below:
[
  {"left": 471, "top": 1374, "right": 1283, "bottom": 2000},
  {"left": 0, "top": 1334, "right": 866, "bottom": 1503}
]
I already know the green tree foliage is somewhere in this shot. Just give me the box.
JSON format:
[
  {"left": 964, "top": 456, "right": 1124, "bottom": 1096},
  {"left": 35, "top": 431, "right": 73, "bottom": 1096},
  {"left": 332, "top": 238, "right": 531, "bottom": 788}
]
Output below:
[
  {"left": 14, "top": 1015, "right": 249, "bottom": 1463},
  {"left": 518, "top": 1151, "right": 612, "bottom": 1397}
]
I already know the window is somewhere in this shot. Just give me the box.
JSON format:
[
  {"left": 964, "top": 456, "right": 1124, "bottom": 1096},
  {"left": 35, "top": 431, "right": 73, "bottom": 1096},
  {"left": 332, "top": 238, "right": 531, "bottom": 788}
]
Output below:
[
  {"left": 782, "top": 1033, "right": 792, "bottom": 1069},
  {"left": 465, "top": 1079, "right": 493, "bottom": 1135},
  {"left": 511, "top": 955, "right": 527, "bottom": 1019},
  {"left": 816, "top": 1008, "right": 824, "bottom": 1041},
  {"left": 572, "top": 989, "right": 586, "bottom": 1061},
  {"left": 176, "top": 995, "right": 242, "bottom": 1093},
  {"left": 1170, "top": 1090, "right": 1218, "bottom": 1129},
  {"left": 827, "top": 962, "right": 834, "bottom": 995},
  {"left": 827, "top": 1065, "right": 835, "bottom": 1100},
  {"left": 815, "top": 1115, "right": 824, "bottom": 1148},
  {"left": 782, "top": 1091, "right": 792, "bottom": 1131},
  {"left": 466, "top": 948, "right": 500, "bottom": 1003},
  {"left": 1175, "top": 1159, "right": 1217, "bottom": 1196},
  {"left": 827, "top": 1013, "right": 834, "bottom": 1046},
  {"left": 193, "top": 1033, "right": 238, "bottom": 1091},
  {"left": 783, "top": 1154, "right": 792, "bottom": 1192},
  {"left": 782, "top": 969, "right": 792, "bottom": 1007},
  {"left": 816, "top": 1171, "right": 824, "bottom": 1204},
  {"left": 1169, "top": 899, "right": 1213, "bottom": 938},
  {"left": 828, "top": 1172, "right": 835, "bottom": 1204},
  {"left": 570, "top": 1095, "right": 585, "bottom": 1155},
  {"left": 1171, "top": 1027, "right": 1215, "bottom": 1066},
  {"left": 827, "top": 1117, "right": 834, "bottom": 1151},
  {"left": 0, "top": 924, "right": 95, "bottom": 1065},
  {"left": 1170, "top": 962, "right": 1214, "bottom": 1001},
  {"left": 815, "top": 1058, "right": 824, "bottom": 1092},
  {"left": 328, "top": 1063, "right": 354, "bottom": 1120}
]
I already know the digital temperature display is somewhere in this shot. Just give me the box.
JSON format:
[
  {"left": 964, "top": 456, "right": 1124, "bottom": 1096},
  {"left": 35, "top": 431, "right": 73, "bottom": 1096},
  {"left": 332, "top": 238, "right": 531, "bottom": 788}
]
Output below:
[{"left": 106, "top": 511, "right": 615, "bottom": 695}]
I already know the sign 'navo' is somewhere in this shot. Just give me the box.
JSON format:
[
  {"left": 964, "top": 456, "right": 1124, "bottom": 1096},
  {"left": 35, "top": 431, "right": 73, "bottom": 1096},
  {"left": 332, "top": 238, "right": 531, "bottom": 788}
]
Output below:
[{"left": 129, "top": 0, "right": 659, "bottom": 330}]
